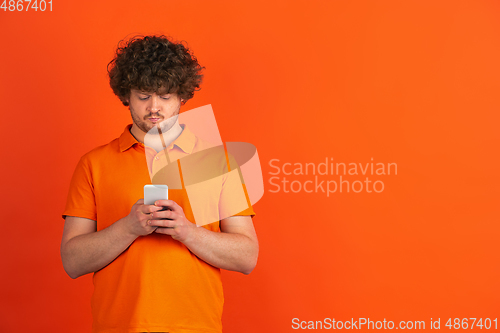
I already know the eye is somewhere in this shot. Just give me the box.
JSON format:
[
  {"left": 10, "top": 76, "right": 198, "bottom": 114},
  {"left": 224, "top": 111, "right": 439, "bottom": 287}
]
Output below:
[
  {"left": 160, "top": 95, "right": 171, "bottom": 100},
  {"left": 138, "top": 96, "right": 150, "bottom": 101}
]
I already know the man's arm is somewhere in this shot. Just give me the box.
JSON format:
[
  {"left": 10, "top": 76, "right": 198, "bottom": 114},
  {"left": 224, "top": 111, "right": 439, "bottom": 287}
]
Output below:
[
  {"left": 60, "top": 200, "right": 163, "bottom": 279},
  {"left": 184, "top": 215, "right": 258, "bottom": 274},
  {"left": 150, "top": 200, "right": 259, "bottom": 274}
]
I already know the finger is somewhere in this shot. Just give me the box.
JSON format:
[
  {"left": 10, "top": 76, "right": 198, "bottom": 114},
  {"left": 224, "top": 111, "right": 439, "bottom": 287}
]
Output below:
[
  {"left": 154, "top": 200, "right": 183, "bottom": 213},
  {"left": 154, "top": 227, "right": 176, "bottom": 235},
  {"left": 154, "top": 199, "right": 173, "bottom": 208},
  {"left": 150, "top": 218, "right": 176, "bottom": 228},
  {"left": 151, "top": 210, "right": 176, "bottom": 220},
  {"left": 146, "top": 222, "right": 158, "bottom": 231},
  {"left": 141, "top": 204, "right": 164, "bottom": 214}
]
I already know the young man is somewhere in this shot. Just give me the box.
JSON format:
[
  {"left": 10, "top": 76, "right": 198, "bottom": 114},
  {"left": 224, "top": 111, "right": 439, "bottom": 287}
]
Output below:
[{"left": 61, "top": 35, "right": 258, "bottom": 333}]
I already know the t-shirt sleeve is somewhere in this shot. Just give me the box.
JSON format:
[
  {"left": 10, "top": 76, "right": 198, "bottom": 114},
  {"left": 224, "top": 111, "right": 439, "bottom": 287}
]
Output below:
[
  {"left": 234, "top": 184, "right": 256, "bottom": 217},
  {"left": 62, "top": 155, "right": 97, "bottom": 221},
  {"left": 219, "top": 151, "right": 256, "bottom": 219}
]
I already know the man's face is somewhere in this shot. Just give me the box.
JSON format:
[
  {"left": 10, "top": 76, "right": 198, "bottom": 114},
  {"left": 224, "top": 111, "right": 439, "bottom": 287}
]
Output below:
[{"left": 127, "top": 89, "right": 182, "bottom": 135}]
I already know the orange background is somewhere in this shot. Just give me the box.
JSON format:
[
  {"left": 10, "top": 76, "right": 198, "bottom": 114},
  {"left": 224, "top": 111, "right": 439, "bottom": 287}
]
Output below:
[{"left": 1, "top": 0, "right": 499, "bottom": 331}]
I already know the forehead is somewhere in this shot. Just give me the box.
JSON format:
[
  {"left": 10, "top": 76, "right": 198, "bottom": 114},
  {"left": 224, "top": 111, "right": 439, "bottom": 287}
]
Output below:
[{"left": 131, "top": 87, "right": 173, "bottom": 95}]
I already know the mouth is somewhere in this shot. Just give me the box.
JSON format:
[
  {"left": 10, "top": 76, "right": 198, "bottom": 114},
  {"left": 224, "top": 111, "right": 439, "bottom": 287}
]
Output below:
[{"left": 148, "top": 117, "right": 161, "bottom": 123}]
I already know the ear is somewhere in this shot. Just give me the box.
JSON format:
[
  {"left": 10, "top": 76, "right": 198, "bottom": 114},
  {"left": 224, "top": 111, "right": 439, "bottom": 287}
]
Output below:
[
  {"left": 121, "top": 95, "right": 130, "bottom": 106},
  {"left": 123, "top": 93, "right": 131, "bottom": 106}
]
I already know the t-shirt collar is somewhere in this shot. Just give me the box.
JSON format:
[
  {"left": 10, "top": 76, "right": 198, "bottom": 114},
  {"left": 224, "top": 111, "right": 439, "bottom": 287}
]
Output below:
[
  {"left": 119, "top": 123, "right": 195, "bottom": 153},
  {"left": 171, "top": 124, "right": 196, "bottom": 154},
  {"left": 119, "top": 124, "right": 137, "bottom": 152}
]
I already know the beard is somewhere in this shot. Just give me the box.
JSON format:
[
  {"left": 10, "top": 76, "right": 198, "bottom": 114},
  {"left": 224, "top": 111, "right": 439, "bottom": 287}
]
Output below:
[{"left": 130, "top": 107, "right": 180, "bottom": 135}]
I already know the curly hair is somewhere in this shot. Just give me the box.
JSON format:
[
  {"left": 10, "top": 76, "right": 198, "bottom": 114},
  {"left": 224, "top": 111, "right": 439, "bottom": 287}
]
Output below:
[{"left": 107, "top": 35, "right": 204, "bottom": 106}]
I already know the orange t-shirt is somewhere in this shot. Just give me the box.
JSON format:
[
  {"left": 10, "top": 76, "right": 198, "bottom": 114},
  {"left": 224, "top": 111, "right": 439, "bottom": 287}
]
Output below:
[{"left": 63, "top": 124, "right": 255, "bottom": 333}]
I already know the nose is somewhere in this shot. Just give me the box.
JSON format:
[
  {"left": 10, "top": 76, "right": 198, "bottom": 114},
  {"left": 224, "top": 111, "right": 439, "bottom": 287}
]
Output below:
[{"left": 148, "top": 95, "right": 161, "bottom": 113}]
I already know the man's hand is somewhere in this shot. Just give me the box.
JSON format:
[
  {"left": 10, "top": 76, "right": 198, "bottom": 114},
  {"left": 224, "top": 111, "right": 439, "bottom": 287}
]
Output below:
[
  {"left": 123, "top": 199, "right": 164, "bottom": 237},
  {"left": 149, "top": 199, "right": 197, "bottom": 242},
  {"left": 149, "top": 199, "right": 258, "bottom": 274}
]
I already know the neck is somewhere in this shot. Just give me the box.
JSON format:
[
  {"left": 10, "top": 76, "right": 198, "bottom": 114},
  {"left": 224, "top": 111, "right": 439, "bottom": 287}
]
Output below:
[{"left": 131, "top": 121, "right": 183, "bottom": 152}]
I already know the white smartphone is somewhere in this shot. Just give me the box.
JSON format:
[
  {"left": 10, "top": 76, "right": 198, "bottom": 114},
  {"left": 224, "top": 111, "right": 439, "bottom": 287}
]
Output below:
[{"left": 144, "top": 184, "right": 169, "bottom": 205}]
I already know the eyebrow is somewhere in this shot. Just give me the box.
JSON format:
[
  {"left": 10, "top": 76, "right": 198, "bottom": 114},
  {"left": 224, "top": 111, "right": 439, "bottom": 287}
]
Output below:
[{"left": 136, "top": 91, "right": 171, "bottom": 96}]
